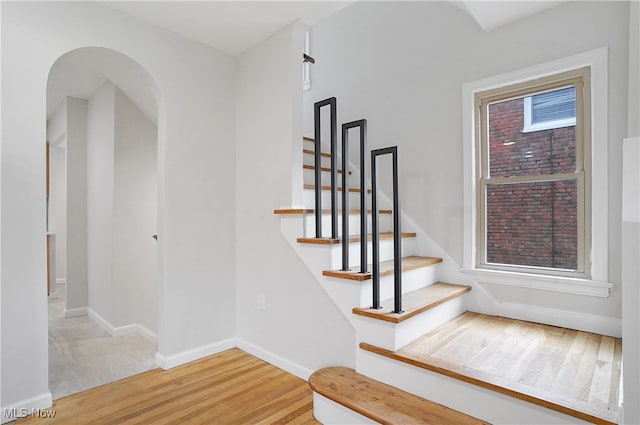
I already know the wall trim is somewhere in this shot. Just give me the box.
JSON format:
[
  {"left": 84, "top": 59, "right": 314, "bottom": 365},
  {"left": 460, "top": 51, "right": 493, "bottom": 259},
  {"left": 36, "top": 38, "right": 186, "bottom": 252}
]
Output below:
[
  {"left": 87, "top": 308, "right": 157, "bottom": 342},
  {"left": 137, "top": 324, "right": 158, "bottom": 345},
  {"left": 462, "top": 47, "right": 609, "bottom": 286},
  {"left": 1, "top": 392, "right": 52, "bottom": 424},
  {"left": 87, "top": 308, "right": 117, "bottom": 336},
  {"left": 495, "top": 302, "right": 621, "bottom": 337},
  {"left": 236, "top": 339, "right": 313, "bottom": 381},
  {"left": 463, "top": 268, "right": 613, "bottom": 298},
  {"left": 63, "top": 307, "right": 87, "bottom": 318},
  {"left": 154, "top": 338, "right": 236, "bottom": 370},
  {"left": 56, "top": 278, "right": 66, "bottom": 285}
]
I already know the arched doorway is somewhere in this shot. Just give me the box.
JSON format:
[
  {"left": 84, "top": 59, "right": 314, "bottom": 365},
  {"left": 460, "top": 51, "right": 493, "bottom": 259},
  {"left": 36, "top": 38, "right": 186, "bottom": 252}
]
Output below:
[{"left": 46, "top": 47, "right": 162, "bottom": 399}]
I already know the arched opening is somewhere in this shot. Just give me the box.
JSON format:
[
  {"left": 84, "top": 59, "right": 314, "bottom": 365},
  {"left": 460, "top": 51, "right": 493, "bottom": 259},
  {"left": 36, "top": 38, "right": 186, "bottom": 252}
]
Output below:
[{"left": 46, "top": 47, "right": 162, "bottom": 399}]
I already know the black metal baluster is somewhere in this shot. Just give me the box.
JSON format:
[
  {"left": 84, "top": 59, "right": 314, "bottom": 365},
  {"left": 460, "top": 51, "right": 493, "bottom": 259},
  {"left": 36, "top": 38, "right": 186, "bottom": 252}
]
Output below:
[
  {"left": 313, "top": 98, "right": 337, "bottom": 238},
  {"left": 371, "top": 146, "right": 402, "bottom": 313},
  {"left": 341, "top": 120, "right": 368, "bottom": 273}
]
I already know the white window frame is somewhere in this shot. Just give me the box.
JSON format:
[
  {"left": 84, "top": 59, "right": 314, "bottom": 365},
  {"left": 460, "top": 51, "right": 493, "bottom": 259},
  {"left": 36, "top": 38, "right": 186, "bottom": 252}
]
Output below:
[
  {"left": 522, "top": 93, "right": 576, "bottom": 133},
  {"left": 303, "top": 31, "right": 311, "bottom": 91},
  {"left": 462, "top": 47, "right": 612, "bottom": 298}
]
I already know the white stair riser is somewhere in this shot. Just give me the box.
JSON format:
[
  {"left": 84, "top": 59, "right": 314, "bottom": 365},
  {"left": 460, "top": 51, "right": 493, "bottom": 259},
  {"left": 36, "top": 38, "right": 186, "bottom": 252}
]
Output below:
[
  {"left": 355, "top": 295, "right": 467, "bottom": 352},
  {"left": 303, "top": 167, "right": 357, "bottom": 186},
  {"left": 312, "top": 393, "right": 377, "bottom": 425},
  {"left": 303, "top": 188, "right": 369, "bottom": 209},
  {"left": 302, "top": 214, "right": 393, "bottom": 238},
  {"left": 328, "top": 237, "right": 417, "bottom": 269},
  {"left": 354, "top": 266, "right": 439, "bottom": 307},
  {"left": 356, "top": 350, "right": 591, "bottom": 425},
  {"left": 303, "top": 155, "right": 333, "bottom": 168}
]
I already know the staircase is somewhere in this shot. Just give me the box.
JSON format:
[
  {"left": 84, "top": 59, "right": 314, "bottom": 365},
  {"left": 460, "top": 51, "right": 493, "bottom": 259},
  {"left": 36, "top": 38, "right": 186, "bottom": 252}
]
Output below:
[{"left": 274, "top": 98, "right": 621, "bottom": 424}]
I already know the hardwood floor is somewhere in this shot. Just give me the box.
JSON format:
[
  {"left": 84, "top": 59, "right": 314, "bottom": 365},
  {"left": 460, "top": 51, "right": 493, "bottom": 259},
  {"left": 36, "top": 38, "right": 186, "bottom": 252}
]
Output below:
[
  {"left": 361, "top": 312, "right": 622, "bottom": 424},
  {"left": 19, "top": 348, "right": 319, "bottom": 425}
]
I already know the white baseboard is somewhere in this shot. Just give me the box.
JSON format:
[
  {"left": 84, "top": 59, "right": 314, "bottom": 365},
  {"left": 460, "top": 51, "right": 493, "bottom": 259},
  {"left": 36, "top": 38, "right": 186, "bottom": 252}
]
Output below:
[
  {"left": 236, "top": 339, "right": 313, "bottom": 381},
  {"left": 63, "top": 307, "right": 87, "bottom": 318},
  {"left": 87, "top": 308, "right": 158, "bottom": 343},
  {"left": 155, "top": 338, "right": 236, "bottom": 370},
  {"left": 1, "top": 392, "right": 52, "bottom": 424},
  {"left": 137, "top": 324, "right": 158, "bottom": 345},
  {"left": 87, "top": 308, "right": 117, "bottom": 335},
  {"left": 56, "top": 278, "right": 66, "bottom": 285},
  {"left": 497, "top": 302, "right": 622, "bottom": 337}
]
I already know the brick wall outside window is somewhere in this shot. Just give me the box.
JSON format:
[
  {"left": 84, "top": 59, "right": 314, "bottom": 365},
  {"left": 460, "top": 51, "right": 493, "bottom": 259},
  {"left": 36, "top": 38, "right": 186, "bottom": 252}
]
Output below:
[{"left": 486, "top": 98, "right": 578, "bottom": 270}]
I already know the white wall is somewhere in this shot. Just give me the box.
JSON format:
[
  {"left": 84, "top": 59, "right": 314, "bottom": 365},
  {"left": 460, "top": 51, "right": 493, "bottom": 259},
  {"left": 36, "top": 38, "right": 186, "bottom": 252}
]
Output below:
[
  {"left": 46, "top": 101, "right": 67, "bottom": 284},
  {"left": 51, "top": 146, "right": 66, "bottom": 283},
  {"left": 235, "top": 22, "right": 356, "bottom": 377},
  {"left": 629, "top": 1, "right": 639, "bottom": 138},
  {"left": 304, "top": 1, "right": 629, "bottom": 321},
  {"left": 65, "top": 97, "right": 88, "bottom": 313},
  {"left": 113, "top": 86, "right": 157, "bottom": 334},
  {"left": 87, "top": 81, "right": 116, "bottom": 324},
  {"left": 1, "top": 2, "right": 236, "bottom": 417}
]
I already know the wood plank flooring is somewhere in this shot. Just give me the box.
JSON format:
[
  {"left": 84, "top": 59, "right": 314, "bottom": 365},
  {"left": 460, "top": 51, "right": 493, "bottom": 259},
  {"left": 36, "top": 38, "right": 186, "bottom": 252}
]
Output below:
[
  {"left": 19, "top": 348, "right": 319, "bottom": 425},
  {"left": 361, "top": 312, "right": 621, "bottom": 424}
]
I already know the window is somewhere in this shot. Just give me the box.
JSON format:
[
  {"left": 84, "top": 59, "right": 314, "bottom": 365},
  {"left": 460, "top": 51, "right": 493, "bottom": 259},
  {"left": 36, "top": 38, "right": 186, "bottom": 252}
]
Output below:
[
  {"left": 462, "top": 48, "right": 610, "bottom": 297},
  {"left": 475, "top": 68, "right": 590, "bottom": 277},
  {"left": 523, "top": 87, "right": 577, "bottom": 132},
  {"left": 303, "top": 31, "right": 310, "bottom": 91}
]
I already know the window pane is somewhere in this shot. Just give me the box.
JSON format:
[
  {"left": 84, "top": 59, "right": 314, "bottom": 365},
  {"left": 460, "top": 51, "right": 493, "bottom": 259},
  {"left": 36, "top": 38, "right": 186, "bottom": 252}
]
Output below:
[
  {"left": 488, "top": 97, "right": 576, "bottom": 178},
  {"left": 486, "top": 180, "right": 577, "bottom": 270},
  {"left": 531, "top": 87, "right": 576, "bottom": 124}
]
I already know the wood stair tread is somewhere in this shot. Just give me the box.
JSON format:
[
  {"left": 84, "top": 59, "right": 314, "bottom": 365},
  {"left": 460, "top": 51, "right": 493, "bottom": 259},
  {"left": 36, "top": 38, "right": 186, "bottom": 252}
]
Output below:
[
  {"left": 303, "top": 164, "right": 350, "bottom": 174},
  {"left": 309, "top": 366, "right": 488, "bottom": 425},
  {"left": 303, "top": 136, "right": 315, "bottom": 142},
  {"left": 273, "top": 208, "right": 392, "bottom": 215},
  {"left": 323, "top": 255, "right": 442, "bottom": 281},
  {"left": 304, "top": 184, "right": 372, "bottom": 193},
  {"left": 359, "top": 311, "right": 621, "bottom": 425},
  {"left": 297, "top": 232, "right": 416, "bottom": 245},
  {"left": 353, "top": 282, "right": 470, "bottom": 323},
  {"left": 303, "top": 148, "right": 331, "bottom": 158}
]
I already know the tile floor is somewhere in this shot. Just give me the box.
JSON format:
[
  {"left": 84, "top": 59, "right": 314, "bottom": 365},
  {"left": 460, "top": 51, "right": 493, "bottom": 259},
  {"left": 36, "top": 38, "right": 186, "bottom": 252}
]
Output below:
[{"left": 48, "top": 285, "right": 157, "bottom": 400}]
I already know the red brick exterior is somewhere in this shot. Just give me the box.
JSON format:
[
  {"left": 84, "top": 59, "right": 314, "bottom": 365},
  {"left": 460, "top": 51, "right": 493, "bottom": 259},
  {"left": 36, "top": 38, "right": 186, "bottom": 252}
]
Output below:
[{"left": 486, "top": 98, "right": 578, "bottom": 270}]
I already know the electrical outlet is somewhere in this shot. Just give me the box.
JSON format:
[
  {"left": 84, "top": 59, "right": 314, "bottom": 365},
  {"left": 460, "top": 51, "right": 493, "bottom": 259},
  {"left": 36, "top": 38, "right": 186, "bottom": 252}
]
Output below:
[{"left": 257, "top": 293, "right": 266, "bottom": 310}]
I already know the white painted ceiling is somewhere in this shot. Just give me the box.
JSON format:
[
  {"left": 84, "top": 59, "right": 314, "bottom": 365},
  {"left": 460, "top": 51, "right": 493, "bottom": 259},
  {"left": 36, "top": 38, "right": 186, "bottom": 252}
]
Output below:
[
  {"left": 451, "top": 1, "right": 569, "bottom": 31},
  {"left": 102, "top": 1, "right": 569, "bottom": 55},
  {"left": 102, "top": 1, "right": 355, "bottom": 56},
  {"left": 48, "top": 1, "right": 568, "bottom": 120}
]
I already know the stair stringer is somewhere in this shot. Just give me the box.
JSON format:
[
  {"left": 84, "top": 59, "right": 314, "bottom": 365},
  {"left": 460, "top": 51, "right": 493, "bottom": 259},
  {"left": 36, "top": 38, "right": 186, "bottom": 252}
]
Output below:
[{"left": 280, "top": 215, "right": 381, "bottom": 331}]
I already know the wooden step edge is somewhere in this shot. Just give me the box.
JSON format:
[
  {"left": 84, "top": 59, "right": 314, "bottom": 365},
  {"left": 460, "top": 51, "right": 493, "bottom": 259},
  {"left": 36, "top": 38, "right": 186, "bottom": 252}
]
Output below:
[
  {"left": 297, "top": 232, "right": 417, "bottom": 245},
  {"left": 309, "top": 367, "right": 489, "bottom": 425},
  {"left": 274, "top": 208, "right": 392, "bottom": 215},
  {"left": 322, "top": 256, "right": 443, "bottom": 281},
  {"left": 304, "top": 184, "right": 372, "bottom": 193},
  {"left": 352, "top": 283, "right": 470, "bottom": 323},
  {"left": 303, "top": 136, "right": 315, "bottom": 142},
  {"left": 358, "top": 343, "right": 618, "bottom": 425},
  {"left": 303, "top": 148, "right": 331, "bottom": 158},
  {"left": 303, "top": 164, "right": 351, "bottom": 175}
]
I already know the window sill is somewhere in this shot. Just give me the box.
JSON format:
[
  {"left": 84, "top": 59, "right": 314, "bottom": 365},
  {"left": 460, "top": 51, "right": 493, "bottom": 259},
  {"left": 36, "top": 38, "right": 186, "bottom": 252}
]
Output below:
[{"left": 461, "top": 268, "right": 612, "bottom": 298}]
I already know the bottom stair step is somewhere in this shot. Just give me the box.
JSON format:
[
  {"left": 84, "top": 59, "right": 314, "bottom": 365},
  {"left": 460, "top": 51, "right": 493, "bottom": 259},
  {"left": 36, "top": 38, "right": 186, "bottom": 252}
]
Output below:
[
  {"left": 309, "top": 366, "right": 489, "bottom": 425},
  {"left": 359, "top": 312, "right": 621, "bottom": 425}
]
